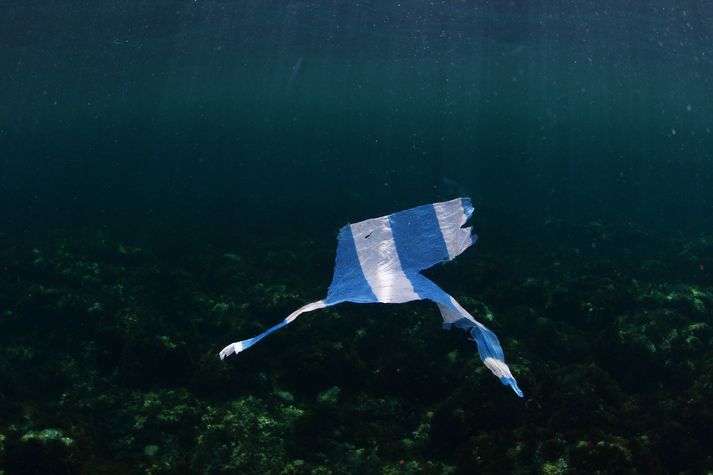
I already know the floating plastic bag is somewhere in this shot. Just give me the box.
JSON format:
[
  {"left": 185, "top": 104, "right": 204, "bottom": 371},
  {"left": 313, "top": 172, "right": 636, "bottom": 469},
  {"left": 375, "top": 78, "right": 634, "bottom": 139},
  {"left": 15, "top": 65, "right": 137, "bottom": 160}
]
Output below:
[{"left": 219, "top": 197, "right": 522, "bottom": 396}]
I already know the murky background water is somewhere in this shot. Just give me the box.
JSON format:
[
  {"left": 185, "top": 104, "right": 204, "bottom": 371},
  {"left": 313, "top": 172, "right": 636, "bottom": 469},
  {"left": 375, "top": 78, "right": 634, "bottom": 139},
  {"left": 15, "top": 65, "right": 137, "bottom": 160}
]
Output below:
[{"left": 1, "top": 1, "right": 712, "bottom": 473}]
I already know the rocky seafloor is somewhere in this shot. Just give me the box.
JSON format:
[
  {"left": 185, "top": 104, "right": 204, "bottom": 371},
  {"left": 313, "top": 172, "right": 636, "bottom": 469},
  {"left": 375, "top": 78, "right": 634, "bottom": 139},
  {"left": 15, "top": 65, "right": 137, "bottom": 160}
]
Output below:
[{"left": 0, "top": 220, "right": 712, "bottom": 474}]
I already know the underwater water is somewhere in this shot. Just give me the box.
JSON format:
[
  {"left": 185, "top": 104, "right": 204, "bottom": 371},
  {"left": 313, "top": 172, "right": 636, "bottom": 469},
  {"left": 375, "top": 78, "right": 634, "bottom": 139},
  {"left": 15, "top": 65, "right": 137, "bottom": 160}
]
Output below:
[{"left": 1, "top": 0, "right": 712, "bottom": 473}]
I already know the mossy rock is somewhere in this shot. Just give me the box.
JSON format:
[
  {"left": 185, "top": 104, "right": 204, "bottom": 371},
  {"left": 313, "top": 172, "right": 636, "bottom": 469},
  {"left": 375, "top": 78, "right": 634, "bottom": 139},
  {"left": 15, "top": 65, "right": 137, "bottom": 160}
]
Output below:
[
  {"left": 116, "top": 334, "right": 193, "bottom": 388},
  {"left": 4, "top": 429, "right": 79, "bottom": 475},
  {"left": 568, "top": 438, "right": 632, "bottom": 474},
  {"left": 0, "top": 432, "right": 5, "bottom": 473}
]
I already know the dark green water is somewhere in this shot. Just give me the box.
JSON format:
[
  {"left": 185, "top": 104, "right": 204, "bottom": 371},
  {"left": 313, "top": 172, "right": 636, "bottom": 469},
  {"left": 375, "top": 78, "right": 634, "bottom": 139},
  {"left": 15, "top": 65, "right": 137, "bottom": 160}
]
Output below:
[{"left": 1, "top": 1, "right": 712, "bottom": 473}]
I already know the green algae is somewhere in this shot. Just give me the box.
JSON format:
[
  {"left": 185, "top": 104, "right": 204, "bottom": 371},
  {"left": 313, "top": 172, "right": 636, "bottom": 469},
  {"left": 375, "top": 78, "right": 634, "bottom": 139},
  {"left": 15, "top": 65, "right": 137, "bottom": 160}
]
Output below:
[
  {"left": 21, "top": 429, "right": 75, "bottom": 447},
  {"left": 316, "top": 386, "right": 340, "bottom": 406},
  {"left": 1, "top": 226, "right": 712, "bottom": 473}
]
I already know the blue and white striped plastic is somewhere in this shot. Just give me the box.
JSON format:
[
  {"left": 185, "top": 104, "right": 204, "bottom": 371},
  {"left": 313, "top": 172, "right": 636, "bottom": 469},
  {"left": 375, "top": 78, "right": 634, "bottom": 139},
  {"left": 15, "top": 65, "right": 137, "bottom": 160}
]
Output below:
[{"left": 219, "top": 198, "right": 522, "bottom": 397}]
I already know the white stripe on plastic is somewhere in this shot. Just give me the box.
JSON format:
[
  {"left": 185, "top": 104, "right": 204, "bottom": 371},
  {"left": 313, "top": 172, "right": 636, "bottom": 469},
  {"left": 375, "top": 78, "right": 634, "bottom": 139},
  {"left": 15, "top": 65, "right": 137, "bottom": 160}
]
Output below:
[
  {"left": 446, "top": 294, "right": 477, "bottom": 325},
  {"left": 483, "top": 357, "right": 516, "bottom": 380},
  {"left": 350, "top": 216, "right": 419, "bottom": 303},
  {"left": 285, "top": 300, "right": 326, "bottom": 323},
  {"left": 218, "top": 300, "right": 327, "bottom": 359},
  {"left": 433, "top": 198, "right": 473, "bottom": 260}
]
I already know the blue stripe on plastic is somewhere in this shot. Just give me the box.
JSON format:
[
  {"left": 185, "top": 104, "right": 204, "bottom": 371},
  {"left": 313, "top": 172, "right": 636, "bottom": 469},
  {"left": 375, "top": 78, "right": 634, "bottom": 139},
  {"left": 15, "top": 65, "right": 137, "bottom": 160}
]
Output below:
[
  {"left": 325, "top": 224, "right": 378, "bottom": 304},
  {"left": 389, "top": 203, "right": 449, "bottom": 274},
  {"left": 501, "top": 377, "right": 524, "bottom": 397},
  {"left": 239, "top": 319, "right": 291, "bottom": 352},
  {"left": 400, "top": 271, "right": 451, "bottom": 306},
  {"left": 470, "top": 324, "right": 506, "bottom": 362},
  {"left": 461, "top": 197, "right": 474, "bottom": 219}
]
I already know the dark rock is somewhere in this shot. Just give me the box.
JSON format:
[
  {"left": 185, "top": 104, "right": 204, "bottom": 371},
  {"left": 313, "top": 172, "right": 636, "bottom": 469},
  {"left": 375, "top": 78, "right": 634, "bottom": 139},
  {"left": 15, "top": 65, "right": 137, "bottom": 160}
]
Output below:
[{"left": 4, "top": 430, "right": 80, "bottom": 475}]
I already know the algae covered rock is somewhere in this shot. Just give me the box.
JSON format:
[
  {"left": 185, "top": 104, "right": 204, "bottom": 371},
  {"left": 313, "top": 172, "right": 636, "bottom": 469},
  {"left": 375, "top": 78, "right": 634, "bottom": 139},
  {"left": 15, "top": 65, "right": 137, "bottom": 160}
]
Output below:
[
  {"left": 191, "top": 396, "right": 303, "bottom": 473},
  {"left": 1, "top": 223, "right": 713, "bottom": 473},
  {"left": 4, "top": 429, "right": 79, "bottom": 475},
  {"left": 0, "top": 432, "right": 5, "bottom": 475}
]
